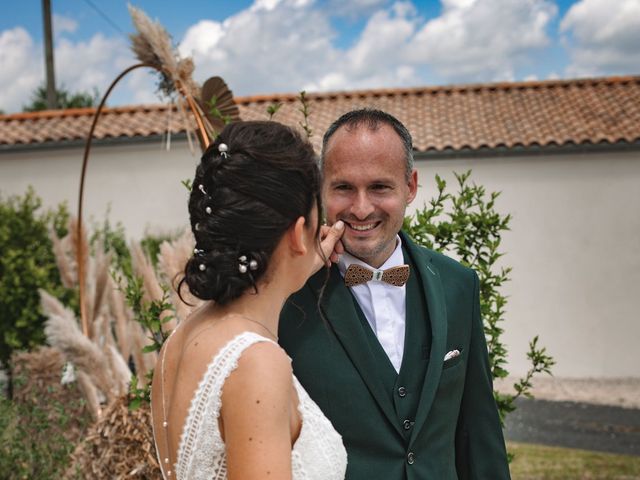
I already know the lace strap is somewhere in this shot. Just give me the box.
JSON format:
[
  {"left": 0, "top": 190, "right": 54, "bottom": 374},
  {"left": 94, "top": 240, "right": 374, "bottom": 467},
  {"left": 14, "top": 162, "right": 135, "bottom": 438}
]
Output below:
[{"left": 176, "top": 331, "right": 277, "bottom": 478}]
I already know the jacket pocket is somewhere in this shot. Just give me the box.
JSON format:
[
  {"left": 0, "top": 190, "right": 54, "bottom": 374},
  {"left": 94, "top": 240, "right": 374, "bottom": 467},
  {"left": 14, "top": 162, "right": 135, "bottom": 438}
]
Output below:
[{"left": 442, "top": 348, "right": 464, "bottom": 370}]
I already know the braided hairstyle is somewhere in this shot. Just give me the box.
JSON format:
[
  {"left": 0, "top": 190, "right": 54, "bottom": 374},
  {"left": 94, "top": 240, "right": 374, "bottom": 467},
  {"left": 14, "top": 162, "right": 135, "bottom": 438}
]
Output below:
[{"left": 180, "top": 121, "right": 321, "bottom": 305}]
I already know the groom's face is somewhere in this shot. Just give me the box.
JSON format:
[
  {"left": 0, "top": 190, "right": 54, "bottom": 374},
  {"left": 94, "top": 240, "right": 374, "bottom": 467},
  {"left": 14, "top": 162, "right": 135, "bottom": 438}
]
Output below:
[{"left": 322, "top": 123, "right": 417, "bottom": 268}]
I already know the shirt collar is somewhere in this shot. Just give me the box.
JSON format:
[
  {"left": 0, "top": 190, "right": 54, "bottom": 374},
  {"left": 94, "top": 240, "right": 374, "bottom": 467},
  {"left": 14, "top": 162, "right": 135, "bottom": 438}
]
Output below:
[{"left": 338, "top": 235, "right": 404, "bottom": 277}]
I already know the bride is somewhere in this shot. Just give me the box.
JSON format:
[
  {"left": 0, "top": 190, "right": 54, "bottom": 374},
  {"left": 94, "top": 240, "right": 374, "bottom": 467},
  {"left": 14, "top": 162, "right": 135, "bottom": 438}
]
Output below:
[{"left": 151, "top": 121, "right": 347, "bottom": 479}]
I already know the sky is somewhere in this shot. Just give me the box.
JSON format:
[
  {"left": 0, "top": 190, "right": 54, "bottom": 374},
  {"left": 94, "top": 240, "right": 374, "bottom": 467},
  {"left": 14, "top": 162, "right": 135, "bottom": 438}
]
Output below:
[{"left": 1, "top": 0, "right": 639, "bottom": 113}]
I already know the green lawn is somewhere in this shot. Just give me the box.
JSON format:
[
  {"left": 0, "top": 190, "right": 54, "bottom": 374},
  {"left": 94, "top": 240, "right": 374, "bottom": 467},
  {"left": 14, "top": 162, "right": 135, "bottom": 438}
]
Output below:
[{"left": 509, "top": 442, "right": 640, "bottom": 479}]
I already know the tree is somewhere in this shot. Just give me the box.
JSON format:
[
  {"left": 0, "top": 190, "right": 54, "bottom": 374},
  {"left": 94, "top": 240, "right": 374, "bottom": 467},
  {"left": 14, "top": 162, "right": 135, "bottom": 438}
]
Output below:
[
  {"left": 22, "top": 85, "right": 99, "bottom": 112},
  {"left": 403, "top": 171, "right": 554, "bottom": 430}
]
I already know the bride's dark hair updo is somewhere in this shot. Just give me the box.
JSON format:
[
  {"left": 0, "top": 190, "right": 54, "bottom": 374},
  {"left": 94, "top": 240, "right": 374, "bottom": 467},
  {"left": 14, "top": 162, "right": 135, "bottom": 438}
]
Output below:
[{"left": 179, "top": 121, "right": 321, "bottom": 305}]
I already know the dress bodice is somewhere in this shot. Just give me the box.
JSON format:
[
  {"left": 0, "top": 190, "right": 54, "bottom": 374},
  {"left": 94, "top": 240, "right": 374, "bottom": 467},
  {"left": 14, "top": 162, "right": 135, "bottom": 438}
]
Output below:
[{"left": 157, "top": 331, "right": 347, "bottom": 480}]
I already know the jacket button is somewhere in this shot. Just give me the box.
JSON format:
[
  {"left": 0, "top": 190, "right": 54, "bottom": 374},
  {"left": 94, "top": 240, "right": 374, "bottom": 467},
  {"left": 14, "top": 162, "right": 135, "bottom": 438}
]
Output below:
[
  {"left": 407, "top": 452, "right": 415, "bottom": 465},
  {"left": 398, "top": 386, "right": 407, "bottom": 397},
  {"left": 403, "top": 419, "right": 413, "bottom": 430}
]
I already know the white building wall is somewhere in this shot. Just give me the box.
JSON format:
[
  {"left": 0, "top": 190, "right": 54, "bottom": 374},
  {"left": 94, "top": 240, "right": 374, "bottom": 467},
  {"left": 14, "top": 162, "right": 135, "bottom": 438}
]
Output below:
[
  {"left": 412, "top": 150, "right": 640, "bottom": 378},
  {"left": 1, "top": 142, "right": 639, "bottom": 378},
  {"left": 0, "top": 140, "right": 195, "bottom": 239}
]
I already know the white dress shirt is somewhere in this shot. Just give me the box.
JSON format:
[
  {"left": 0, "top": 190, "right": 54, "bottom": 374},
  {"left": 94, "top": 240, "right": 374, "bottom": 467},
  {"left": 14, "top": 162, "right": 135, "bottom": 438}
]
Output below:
[{"left": 338, "top": 236, "right": 407, "bottom": 372}]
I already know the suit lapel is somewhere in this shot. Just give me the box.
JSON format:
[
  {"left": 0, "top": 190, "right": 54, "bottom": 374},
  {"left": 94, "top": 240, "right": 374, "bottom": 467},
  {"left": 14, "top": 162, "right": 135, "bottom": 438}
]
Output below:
[
  {"left": 307, "top": 267, "right": 404, "bottom": 437},
  {"left": 401, "top": 235, "right": 448, "bottom": 444}
]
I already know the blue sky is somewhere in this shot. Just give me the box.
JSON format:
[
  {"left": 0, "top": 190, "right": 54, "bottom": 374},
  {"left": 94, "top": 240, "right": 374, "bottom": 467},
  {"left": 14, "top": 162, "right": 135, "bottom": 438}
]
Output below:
[{"left": 1, "top": 0, "right": 639, "bottom": 113}]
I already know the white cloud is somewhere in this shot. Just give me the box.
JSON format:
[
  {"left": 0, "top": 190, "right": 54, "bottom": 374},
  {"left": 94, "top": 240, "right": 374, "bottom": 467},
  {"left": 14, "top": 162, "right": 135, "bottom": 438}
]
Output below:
[
  {"left": 307, "top": 3, "right": 419, "bottom": 91},
  {"left": 180, "top": 20, "right": 225, "bottom": 59},
  {"left": 0, "top": 28, "right": 42, "bottom": 112},
  {"left": 560, "top": 0, "right": 640, "bottom": 77},
  {"left": 56, "top": 34, "right": 131, "bottom": 95},
  {"left": 53, "top": 13, "right": 78, "bottom": 35},
  {"left": 178, "top": 0, "right": 427, "bottom": 96},
  {"left": 177, "top": 0, "right": 561, "bottom": 96},
  {"left": 409, "top": 0, "right": 558, "bottom": 82},
  {"left": 178, "top": 0, "right": 338, "bottom": 95},
  {"left": 0, "top": 25, "right": 140, "bottom": 113}
]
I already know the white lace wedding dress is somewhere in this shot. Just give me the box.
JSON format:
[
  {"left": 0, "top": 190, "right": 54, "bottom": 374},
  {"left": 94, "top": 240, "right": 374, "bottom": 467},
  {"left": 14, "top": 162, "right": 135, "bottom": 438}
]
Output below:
[{"left": 160, "top": 331, "right": 347, "bottom": 480}]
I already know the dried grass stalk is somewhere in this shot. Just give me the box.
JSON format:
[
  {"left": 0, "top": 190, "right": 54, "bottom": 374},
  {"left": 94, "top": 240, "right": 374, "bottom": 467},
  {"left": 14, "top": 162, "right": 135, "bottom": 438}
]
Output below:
[
  {"left": 157, "top": 228, "right": 202, "bottom": 322},
  {"left": 105, "top": 344, "right": 132, "bottom": 397},
  {"left": 131, "top": 241, "right": 177, "bottom": 333},
  {"left": 51, "top": 230, "right": 76, "bottom": 288},
  {"left": 128, "top": 6, "right": 178, "bottom": 76},
  {"left": 91, "top": 247, "right": 112, "bottom": 326},
  {"left": 41, "top": 290, "right": 119, "bottom": 403},
  {"left": 130, "top": 243, "right": 163, "bottom": 304},
  {"left": 76, "top": 370, "right": 103, "bottom": 420},
  {"left": 109, "top": 279, "right": 132, "bottom": 361},
  {"left": 129, "top": 321, "right": 156, "bottom": 386}
]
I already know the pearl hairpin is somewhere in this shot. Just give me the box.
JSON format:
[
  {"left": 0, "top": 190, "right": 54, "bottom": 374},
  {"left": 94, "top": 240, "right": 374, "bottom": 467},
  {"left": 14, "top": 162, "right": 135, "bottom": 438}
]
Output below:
[
  {"left": 238, "top": 255, "right": 259, "bottom": 273},
  {"left": 218, "top": 143, "right": 229, "bottom": 158}
]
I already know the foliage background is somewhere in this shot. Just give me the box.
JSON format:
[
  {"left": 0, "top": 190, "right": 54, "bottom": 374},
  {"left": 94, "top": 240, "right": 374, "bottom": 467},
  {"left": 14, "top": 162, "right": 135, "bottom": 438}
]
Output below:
[
  {"left": 404, "top": 171, "right": 554, "bottom": 426},
  {"left": 0, "top": 188, "right": 77, "bottom": 368}
]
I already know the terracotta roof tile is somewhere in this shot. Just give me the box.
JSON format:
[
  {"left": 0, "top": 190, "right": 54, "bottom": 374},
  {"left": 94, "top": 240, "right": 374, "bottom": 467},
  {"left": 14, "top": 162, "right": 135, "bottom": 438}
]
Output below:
[{"left": 1, "top": 75, "right": 639, "bottom": 152}]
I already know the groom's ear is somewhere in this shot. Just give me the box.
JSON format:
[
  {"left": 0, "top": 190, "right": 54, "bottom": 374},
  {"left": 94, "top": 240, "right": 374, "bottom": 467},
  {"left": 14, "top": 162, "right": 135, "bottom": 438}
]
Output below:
[{"left": 287, "top": 216, "right": 308, "bottom": 256}]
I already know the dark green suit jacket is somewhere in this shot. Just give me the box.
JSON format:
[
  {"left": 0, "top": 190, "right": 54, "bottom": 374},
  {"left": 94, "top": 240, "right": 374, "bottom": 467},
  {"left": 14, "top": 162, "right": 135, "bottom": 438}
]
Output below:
[{"left": 279, "top": 233, "right": 511, "bottom": 479}]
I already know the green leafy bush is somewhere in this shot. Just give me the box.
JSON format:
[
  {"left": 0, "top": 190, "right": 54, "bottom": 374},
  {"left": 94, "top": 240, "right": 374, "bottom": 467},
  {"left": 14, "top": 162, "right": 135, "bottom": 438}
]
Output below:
[
  {"left": 404, "top": 171, "right": 554, "bottom": 426},
  {"left": 0, "top": 188, "right": 76, "bottom": 368}
]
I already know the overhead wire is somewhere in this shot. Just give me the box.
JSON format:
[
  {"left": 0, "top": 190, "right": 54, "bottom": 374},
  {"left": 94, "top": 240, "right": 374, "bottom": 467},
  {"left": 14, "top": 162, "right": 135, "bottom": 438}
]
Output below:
[{"left": 80, "top": 0, "right": 126, "bottom": 36}]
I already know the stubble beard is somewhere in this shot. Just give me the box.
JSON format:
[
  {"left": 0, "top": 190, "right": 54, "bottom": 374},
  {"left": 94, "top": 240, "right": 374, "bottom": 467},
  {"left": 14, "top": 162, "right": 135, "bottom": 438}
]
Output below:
[
  {"left": 342, "top": 235, "right": 395, "bottom": 268},
  {"left": 340, "top": 211, "right": 406, "bottom": 267}
]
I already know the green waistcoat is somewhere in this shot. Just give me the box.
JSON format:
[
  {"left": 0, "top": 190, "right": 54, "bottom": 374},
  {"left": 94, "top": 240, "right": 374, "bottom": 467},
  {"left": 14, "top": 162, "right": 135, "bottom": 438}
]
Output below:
[
  {"left": 349, "top": 247, "right": 431, "bottom": 444},
  {"left": 279, "top": 232, "right": 511, "bottom": 480}
]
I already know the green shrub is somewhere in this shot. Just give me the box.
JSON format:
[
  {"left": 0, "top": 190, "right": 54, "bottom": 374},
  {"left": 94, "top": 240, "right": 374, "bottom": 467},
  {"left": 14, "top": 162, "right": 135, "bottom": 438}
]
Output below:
[
  {"left": 404, "top": 171, "right": 554, "bottom": 428},
  {"left": 0, "top": 188, "right": 76, "bottom": 368}
]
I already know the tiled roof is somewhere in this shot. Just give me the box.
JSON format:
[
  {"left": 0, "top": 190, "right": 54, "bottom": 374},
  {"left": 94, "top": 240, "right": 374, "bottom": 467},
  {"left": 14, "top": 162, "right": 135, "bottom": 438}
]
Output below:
[{"left": 1, "top": 75, "right": 639, "bottom": 153}]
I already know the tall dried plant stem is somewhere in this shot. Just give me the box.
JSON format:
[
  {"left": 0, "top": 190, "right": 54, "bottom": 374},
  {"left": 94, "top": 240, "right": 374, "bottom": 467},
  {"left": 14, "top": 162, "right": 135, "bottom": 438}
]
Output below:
[
  {"left": 157, "top": 229, "right": 202, "bottom": 322},
  {"left": 51, "top": 231, "right": 75, "bottom": 288},
  {"left": 130, "top": 242, "right": 177, "bottom": 333},
  {"left": 40, "top": 290, "right": 120, "bottom": 403},
  {"left": 109, "top": 280, "right": 132, "bottom": 362},
  {"left": 77, "top": 370, "right": 102, "bottom": 420},
  {"left": 76, "top": 62, "right": 209, "bottom": 338}
]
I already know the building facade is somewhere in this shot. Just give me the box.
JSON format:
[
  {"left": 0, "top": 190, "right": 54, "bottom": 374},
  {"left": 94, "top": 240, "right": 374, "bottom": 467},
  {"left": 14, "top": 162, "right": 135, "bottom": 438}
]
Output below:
[{"left": 2, "top": 76, "right": 639, "bottom": 378}]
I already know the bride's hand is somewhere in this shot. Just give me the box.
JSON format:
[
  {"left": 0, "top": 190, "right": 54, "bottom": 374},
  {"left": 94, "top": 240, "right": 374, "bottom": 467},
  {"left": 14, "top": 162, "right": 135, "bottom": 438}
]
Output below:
[{"left": 317, "top": 221, "right": 344, "bottom": 270}]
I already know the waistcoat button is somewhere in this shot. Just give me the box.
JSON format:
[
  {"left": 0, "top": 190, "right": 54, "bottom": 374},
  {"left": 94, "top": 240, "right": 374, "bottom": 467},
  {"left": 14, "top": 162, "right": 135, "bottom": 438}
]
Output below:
[
  {"left": 398, "top": 386, "right": 407, "bottom": 397},
  {"left": 407, "top": 452, "right": 415, "bottom": 465},
  {"left": 403, "top": 419, "right": 413, "bottom": 430}
]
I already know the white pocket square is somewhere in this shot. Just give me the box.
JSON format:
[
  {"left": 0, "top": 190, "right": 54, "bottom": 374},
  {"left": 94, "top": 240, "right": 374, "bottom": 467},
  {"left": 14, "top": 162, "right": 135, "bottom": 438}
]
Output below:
[{"left": 443, "top": 349, "right": 460, "bottom": 362}]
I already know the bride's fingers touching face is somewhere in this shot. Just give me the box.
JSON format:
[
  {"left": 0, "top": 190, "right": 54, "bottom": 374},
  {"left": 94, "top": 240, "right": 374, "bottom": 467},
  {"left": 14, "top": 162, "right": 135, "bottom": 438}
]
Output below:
[{"left": 318, "top": 221, "right": 345, "bottom": 268}]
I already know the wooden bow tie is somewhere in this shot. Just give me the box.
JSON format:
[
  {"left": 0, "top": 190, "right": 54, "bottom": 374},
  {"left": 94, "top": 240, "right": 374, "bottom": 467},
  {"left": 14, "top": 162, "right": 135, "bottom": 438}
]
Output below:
[{"left": 344, "top": 264, "right": 410, "bottom": 287}]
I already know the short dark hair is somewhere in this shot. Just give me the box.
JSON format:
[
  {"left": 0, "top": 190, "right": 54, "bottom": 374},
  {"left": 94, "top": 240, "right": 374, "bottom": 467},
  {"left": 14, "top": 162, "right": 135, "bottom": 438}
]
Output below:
[
  {"left": 179, "top": 121, "right": 321, "bottom": 305},
  {"left": 321, "top": 108, "right": 414, "bottom": 179}
]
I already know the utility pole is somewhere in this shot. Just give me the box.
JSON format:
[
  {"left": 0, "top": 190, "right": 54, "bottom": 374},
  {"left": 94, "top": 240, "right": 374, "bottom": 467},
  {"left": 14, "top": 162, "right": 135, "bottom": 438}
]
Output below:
[{"left": 42, "top": 0, "right": 57, "bottom": 109}]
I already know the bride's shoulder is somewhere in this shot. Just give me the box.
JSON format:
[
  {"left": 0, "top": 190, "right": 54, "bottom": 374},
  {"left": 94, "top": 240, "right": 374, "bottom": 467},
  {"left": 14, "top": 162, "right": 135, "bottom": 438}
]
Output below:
[{"left": 221, "top": 335, "right": 292, "bottom": 399}]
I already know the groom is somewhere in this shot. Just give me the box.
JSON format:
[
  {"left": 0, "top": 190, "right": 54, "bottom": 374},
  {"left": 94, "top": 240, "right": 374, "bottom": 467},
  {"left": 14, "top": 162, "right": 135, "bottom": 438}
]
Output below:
[{"left": 279, "top": 109, "right": 510, "bottom": 479}]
